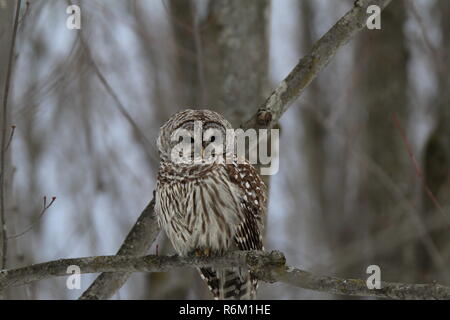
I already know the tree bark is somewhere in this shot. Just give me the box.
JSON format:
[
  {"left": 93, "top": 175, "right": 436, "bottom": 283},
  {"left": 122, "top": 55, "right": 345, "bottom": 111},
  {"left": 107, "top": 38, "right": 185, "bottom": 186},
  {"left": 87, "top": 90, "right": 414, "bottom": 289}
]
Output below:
[
  {"left": 199, "top": 0, "right": 270, "bottom": 127},
  {"left": 3, "top": 250, "right": 450, "bottom": 300}
]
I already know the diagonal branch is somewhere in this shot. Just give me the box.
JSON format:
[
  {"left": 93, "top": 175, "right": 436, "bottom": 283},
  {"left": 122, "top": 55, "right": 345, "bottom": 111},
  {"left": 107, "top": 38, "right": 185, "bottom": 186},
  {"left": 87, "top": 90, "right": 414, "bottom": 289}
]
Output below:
[
  {"left": 242, "top": 0, "right": 392, "bottom": 130},
  {"left": 80, "top": 0, "right": 394, "bottom": 299},
  {"left": 79, "top": 198, "right": 158, "bottom": 299},
  {"left": 2, "top": 250, "right": 450, "bottom": 299}
]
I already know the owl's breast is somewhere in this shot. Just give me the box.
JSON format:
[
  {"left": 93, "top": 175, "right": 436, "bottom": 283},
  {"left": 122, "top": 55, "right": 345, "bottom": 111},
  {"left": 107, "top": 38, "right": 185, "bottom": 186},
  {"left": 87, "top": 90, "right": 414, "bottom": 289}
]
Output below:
[{"left": 155, "top": 164, "right": 243, "bottom": 255}]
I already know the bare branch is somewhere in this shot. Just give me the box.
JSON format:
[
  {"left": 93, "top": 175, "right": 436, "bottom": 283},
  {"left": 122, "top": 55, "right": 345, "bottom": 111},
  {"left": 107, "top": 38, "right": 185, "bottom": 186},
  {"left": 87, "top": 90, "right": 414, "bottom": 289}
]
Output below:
[
  {"left": 77, "top": 34, "right": 158, "bottom": 165},
  {"left": 2, "top": 250, "right": 450, "bottom": 299},
  {"left": 79, "top": 199, "right": 159, "bottom": 299},
  {"left": 3, "top": 124, "right": 15, "bottom": 153},
  {"left": 0, "top": 0, "right": 22, "bottom": 270},
  {"left": 7, "top": 196, "right": 56, "bottom": 239},
  {"left": 242, "top": 0, "right": 393, "bottom": 130},
  {"left": 274, "top": 265, "right": 450, "bottom": 300}
]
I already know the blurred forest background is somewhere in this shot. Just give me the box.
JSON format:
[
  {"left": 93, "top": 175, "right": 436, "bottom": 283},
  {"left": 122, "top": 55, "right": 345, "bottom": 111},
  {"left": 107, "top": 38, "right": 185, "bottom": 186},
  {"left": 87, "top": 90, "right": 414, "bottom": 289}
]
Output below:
[{"left": 0, "top": 0, "right": 449, "bottom": 299}]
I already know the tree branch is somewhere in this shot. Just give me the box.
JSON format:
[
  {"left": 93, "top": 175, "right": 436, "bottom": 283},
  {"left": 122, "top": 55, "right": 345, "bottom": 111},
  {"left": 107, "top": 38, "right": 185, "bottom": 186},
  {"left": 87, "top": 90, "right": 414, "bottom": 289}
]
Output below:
[
  {"left": 242, "top": 0, "right": 392, "bottom": 130},
  {"left": 80, "top": 0, "right": 394, "bottom": 299},
  {"left": 79, "top": 199, "right": 159, "bottom": 299},
  {"left": 2, "top": 250, "right": 450, "bottom": 299}
]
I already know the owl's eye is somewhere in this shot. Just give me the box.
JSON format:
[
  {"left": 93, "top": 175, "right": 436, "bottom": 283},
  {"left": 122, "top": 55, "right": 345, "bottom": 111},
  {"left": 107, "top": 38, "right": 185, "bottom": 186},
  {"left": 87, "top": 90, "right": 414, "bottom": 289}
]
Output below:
[
  {"left": 190, "top": 137, "right": 195, "bottom": 144},
  {"left": 178, "top": 136, "right": 183, "bottom": 143},
  {"left": 210, "top": 136, "right": 216, "bottom": 142}
]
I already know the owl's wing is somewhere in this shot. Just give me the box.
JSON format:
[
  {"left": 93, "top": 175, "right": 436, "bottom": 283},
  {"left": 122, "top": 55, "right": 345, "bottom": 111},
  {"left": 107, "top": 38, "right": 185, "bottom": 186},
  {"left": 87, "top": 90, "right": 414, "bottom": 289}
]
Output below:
[
  {"left": 199, "top": 161, "right": 267, "bottom": 300},
  {"left": 209, "top": 161, "right": 266, "bottom": 299},
  {"left": 226, "top": 161, "right": 266, "bottom": 251},
  {"left": 230, "top": 161, "right": 266, "bottom": 299}
]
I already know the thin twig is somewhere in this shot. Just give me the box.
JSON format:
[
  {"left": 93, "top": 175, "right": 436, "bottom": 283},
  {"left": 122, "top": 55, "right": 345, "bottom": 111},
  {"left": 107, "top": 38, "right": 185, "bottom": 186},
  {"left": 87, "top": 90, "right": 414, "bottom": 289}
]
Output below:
[
  {"left": 0, "top": 125, "right": 15, "bottom": 182},
  {"left": 7, "top": 196, "right": 56, "bottom": 239},
  {"left": 0, "top": 0, "right": 22, "bottom": 270},
  {"left": 76, "top": 29, "right": 159, "bottom": 165},
  {"left": 407, "top": 1, "right": 445, "bottom": 75},
  {"left": 18, "top": 1, "right": 31, "bottom": 27},
  {"left": 3, "top": 125, "right": 15, "bottom": 153},
  {"left": 392, "top": 113, "right": 449, "bottom": 223}
]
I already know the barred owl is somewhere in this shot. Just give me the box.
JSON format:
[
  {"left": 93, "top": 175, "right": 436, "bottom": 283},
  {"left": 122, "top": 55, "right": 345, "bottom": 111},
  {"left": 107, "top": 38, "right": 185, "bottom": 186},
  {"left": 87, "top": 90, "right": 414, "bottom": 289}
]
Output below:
[{"left": 155, "top": 109, "right": 267, "bottom": 300}]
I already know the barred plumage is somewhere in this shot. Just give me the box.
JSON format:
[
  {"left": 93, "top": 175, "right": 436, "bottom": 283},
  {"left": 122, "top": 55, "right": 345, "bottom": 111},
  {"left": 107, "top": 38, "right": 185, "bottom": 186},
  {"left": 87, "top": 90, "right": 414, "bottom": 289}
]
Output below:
[{"left": 155, "top": 109, "right": 266, "bottom": 300}]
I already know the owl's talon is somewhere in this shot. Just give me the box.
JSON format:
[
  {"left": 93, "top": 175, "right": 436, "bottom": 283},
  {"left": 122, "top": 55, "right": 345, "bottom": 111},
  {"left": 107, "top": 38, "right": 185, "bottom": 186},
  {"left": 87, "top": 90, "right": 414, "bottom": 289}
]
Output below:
[{"left": 193, "top": 248, "right": 212, "bottom": 257}]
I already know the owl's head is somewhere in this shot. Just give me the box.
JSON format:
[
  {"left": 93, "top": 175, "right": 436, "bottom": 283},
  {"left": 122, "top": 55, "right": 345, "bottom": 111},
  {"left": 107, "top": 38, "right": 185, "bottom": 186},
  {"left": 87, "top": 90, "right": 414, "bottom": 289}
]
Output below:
[{"left": 157, "top": 109, "right": 234, "bottom": 165}]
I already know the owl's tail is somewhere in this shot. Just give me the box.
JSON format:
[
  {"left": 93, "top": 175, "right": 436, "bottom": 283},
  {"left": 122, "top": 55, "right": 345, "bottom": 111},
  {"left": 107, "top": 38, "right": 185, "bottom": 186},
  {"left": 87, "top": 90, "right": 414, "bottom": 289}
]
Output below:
[{"left": 198, "top": 267, "right": 257, "bottom": 300}]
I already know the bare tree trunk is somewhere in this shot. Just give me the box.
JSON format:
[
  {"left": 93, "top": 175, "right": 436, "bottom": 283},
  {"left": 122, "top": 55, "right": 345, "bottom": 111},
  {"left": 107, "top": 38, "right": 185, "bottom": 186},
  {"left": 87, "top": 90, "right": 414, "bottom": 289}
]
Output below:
[
  {"left": 353, "top": 0, "right": 414, "bottom": 283},
  {"left": 297, "top": 0, "right": 330, "bottom": 256},
  {"left": 169, "top": 0, "right": 201, "bottom": 109},
  {"left": 199, "top": 0, "right": 270, "bottom": 127},
  {"left": 419, "top": 0, "right": 450, "bottom": 284}
]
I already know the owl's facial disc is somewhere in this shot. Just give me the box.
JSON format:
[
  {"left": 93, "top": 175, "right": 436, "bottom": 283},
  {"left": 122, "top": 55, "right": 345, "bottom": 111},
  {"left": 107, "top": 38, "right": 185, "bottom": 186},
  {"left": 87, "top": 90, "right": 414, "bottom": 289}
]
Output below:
[
  {"left": 157, "top": 109, "right": 234, "bottom": 165},
  {"left": 169, "top": 121, "right": 227, "bottom": 165}
]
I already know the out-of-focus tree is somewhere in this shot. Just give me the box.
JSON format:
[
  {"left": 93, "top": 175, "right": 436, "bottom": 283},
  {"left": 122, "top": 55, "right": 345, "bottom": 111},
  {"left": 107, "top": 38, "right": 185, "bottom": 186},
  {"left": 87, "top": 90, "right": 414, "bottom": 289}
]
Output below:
[
  {"left": 351, "top": 0, "right": 427, "bottom": 284},
  {"left": 198, "top": 0, "right": 270, "bottom": 126},
  {"left": 419, "top": 0, "right": 450, "bottom": 283}
]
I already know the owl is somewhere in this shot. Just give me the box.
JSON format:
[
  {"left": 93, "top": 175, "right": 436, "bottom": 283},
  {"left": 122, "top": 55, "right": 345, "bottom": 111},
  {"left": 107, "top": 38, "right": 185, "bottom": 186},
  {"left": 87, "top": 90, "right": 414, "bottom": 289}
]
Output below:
[{"left": 155, "top": 109, "right": 267, "bottom": 300}]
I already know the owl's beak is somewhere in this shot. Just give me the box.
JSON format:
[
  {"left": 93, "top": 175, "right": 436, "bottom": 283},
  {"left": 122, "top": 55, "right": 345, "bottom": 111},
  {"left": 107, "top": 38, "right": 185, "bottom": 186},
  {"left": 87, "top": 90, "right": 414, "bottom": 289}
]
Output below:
[{"left": 201, "top": 147, "right": 205, "bottom": 159}]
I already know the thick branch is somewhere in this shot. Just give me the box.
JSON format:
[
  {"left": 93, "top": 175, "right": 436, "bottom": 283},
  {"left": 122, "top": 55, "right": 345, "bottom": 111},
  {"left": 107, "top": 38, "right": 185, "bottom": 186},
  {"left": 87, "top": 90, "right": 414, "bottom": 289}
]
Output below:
[
  {"left": 274, "top": 267, "right": 450, "bottom": 300},
  {"left": 242, "top": 0, "right": 393, "bottom": 130},
  {"left": 2, "top": 250, "right": 450, "bottom": 299},
  {"left": 79, "top": 199, "right": 159, "bottom": 299}
]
